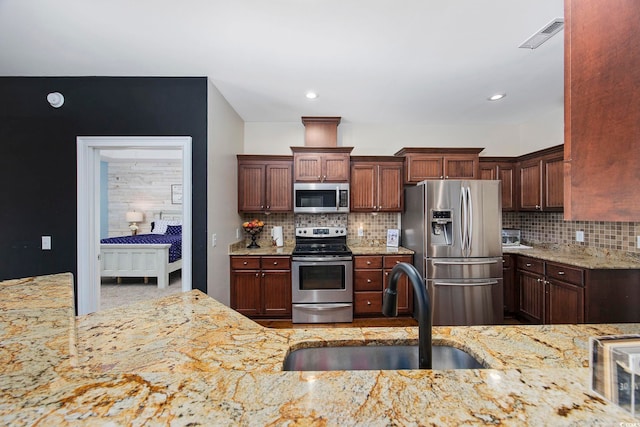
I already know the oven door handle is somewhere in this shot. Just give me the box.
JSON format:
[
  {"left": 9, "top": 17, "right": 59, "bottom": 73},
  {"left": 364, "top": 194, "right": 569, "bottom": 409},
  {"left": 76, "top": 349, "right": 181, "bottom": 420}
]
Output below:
[
  {"left": 292, "top": 256, "right": 353, "bottom": 262},
  {"left": 293, "top": 303, "right": 352, "bottom": 311}
]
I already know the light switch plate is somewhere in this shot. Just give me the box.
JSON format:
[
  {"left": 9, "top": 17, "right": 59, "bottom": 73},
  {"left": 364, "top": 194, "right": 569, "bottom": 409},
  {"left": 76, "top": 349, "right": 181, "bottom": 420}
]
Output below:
[
  {"left": 637, "top": 236, "right": 640, "bottom": 249},
  {"left": 576, "top": 230, "right": 585, "bottom": 242},
  {"left": 42, "top": 236, "right": 51, "bottom": 250}
]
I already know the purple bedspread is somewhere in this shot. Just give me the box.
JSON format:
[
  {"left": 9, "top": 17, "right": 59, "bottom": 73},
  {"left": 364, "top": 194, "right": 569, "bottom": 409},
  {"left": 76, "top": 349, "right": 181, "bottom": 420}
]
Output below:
[{"left": 100, "top": 234, "right": 182, "bottom": 263}]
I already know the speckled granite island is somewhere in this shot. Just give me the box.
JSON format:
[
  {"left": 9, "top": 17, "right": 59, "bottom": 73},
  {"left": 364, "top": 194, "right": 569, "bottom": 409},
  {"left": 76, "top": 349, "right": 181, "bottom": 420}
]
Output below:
[{"left": 2, "top": 273, "right": 639, "bottom": 425}]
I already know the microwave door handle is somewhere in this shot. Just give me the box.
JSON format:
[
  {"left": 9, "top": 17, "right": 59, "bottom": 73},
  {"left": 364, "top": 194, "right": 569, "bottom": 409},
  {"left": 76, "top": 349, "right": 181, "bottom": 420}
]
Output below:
[{"left": 336, "top": 186, "right": 340, "bottom": 211}]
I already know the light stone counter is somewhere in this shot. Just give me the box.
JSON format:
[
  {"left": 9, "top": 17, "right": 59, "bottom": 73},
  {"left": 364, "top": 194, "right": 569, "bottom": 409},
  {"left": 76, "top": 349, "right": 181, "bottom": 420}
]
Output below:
[
  {"left": 503, "top": 244, "right": 640, "bottom": 269},
  {"left": 2, "top": 273, "right": 640, "bottom": 425}
]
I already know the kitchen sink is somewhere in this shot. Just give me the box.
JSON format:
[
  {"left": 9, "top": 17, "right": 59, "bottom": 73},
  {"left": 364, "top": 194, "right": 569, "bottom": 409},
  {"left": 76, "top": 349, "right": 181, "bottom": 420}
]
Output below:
[{"left": 283, "top": 344, "right": 485, "bottom": 371}]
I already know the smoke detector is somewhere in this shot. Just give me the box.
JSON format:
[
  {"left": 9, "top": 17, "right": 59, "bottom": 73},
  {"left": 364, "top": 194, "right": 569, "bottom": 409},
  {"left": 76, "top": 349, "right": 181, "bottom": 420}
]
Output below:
[{"left": 518, "top": 18, "right": 564, "bottom": 49}]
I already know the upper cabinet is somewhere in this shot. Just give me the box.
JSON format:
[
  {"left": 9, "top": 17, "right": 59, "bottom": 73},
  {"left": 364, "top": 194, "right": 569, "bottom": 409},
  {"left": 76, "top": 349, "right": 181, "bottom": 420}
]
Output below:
[
  {"left": 237, "top": 155, "right": 292, "bottom": 213},
  {"left": 291, "top": 146, "right": 353, "bottom": 183},
  {"left": 394, "top": 148, "right": 483, "bottom": 184},
  {"left": 350, "top": 156, "right": 403, "bottom": 212},
  {"left": 479, "top": 158, "right": 517, "bottom": 211},
  {"left": 518, "top": 145, "right": 563, "bottom": 212},
  {"left": 564, "top": 0, "right": 640, "bottom": 221}
]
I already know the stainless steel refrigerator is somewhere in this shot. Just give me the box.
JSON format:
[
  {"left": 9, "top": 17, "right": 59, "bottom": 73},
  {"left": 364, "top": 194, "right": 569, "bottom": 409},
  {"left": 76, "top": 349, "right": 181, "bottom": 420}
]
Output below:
[{"left": 401, "top": 180, "right": 503, "bottom": 326}]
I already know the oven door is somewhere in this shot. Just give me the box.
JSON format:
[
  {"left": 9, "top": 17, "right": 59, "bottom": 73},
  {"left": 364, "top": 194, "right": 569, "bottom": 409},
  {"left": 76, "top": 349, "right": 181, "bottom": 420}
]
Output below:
[{"left": 292, "top": 257, "right": 353, "bottom": 304}]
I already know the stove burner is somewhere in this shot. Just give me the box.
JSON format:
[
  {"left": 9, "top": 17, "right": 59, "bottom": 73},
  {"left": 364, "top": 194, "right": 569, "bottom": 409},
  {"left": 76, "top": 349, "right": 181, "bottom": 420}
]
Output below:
[{"left": 293, "top": 226, "right": 352, "bottom": 256}]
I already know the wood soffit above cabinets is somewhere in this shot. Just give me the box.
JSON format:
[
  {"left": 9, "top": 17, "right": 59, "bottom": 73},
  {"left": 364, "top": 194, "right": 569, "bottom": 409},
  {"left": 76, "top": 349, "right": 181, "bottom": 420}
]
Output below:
[
  {"left": 394, "top": 147, "right": 484, "bottom": 156},
  {"left": 301, "top": 116, "right": 341, "bottom": 148}
]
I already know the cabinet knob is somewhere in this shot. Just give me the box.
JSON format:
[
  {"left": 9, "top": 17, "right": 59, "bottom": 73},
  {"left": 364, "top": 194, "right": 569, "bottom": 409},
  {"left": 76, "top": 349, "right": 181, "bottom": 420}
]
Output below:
[
  {"left": 243, "top": 261, "right": 248, "bottom": 265},
  {"left": 445, "top": 176, "right": 449, "bottom": 179},
  {"left": 535, "top": 205, "right": 541, "bottom": 210},
  {"left": 273, "top": 261, "right": 278, "bottom": 265},
  {"left": 395, "top": 260, "right": 400, "bottom": 264},
  {"left": 261, "top": 273, "right": 265, "bottom": 278},
  {"left": 367, "top": 301, "right": 371, "bottom": 305},
  {"left": 440, "top": 176, "right": 444, "bottom": 179},
  {"left": 537, "top": 278, "right": 543, "bottom": 283},
  {"left": 366, "top": 261, "right": 371, "bottom": 265},
  {"left": 266, "top": 205, "right": 270, "bottom": 209},
  {"left": 260, "top": 205, "right": 264, "bottom": 209},
  {"left": 318, "top": 176, "right": 322, "bottom": 180},
  {"left": 367, "top": 279, "right": 372, "bottom": 283},
  {"left": 323, "top": 175, "right": 327, "bottom": 181},
  {"left": 255, "top": 273, "right": 259, "bottom": 277}
]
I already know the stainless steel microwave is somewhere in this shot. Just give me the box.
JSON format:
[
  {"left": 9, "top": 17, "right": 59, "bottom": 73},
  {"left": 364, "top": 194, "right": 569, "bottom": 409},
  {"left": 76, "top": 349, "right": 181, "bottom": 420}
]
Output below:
[{"left": 293, "top": 183, "right": 349, "bottom": 213}]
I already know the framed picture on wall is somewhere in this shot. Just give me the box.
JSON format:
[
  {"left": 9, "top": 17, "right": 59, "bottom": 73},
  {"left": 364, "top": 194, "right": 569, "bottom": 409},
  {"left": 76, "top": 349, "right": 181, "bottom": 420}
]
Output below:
[
  {"left": 171, "top": 184, "right": 183, "bottom": 204},
  {"left": 386, "top": 229, "right": 399, "bottom": 247}
]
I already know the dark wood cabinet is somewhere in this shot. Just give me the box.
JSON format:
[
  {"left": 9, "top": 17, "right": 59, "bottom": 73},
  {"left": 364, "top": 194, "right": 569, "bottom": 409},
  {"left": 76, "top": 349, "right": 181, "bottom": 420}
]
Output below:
[
  {"left": 564, "top": 0, "right": 640, "bottom": 221},
  {"left": 544, "top": 261, "right": 584, "bottom": 324},
  {"left": 291, "top": 147, "right": 352, "bottom": 183},
  {"left": 516, "top": 256, "right": 545, "bottom": 324},
  {"left": 394, "top": 148, "right": 483, "bottom": 184},
  {"left": 354, "top": 254, "right": 413, "bottom": 316},
  {"left": 518, "top": 145, "right": 563, "bottom": 212},
  {"left": 237, "top": 155, "right": 292, "bottom": 213},
  {"left": 479, "top": 158, "right": 517, "bottom": 211},
  {"left": 502, "top": 254, "right": 516, "bottom": 315},
  {"left": 350, "top": 156, "right": 403, "bottom": 212},
  {"left": 230, "top": 256, "right": 291, "bottom": 318}
]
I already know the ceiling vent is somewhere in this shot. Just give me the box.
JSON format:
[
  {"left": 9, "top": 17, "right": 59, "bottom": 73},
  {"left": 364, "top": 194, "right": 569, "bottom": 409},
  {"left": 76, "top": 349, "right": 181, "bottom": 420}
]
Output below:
[{"left": 518, "top": 18, "right": 564, "bottom": 49}]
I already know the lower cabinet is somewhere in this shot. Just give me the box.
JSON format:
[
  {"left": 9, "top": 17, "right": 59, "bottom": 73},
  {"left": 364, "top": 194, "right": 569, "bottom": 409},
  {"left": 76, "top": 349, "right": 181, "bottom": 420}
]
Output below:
[
  {"left": 516, "top": 256, "right": 585, "bottom": 324},
  {"left": 230, "top": 256, "right": 291, "bottom": 318},
  {"left": 502, "top": 254, "right": 517, "bottom": 315},
  {"left": 354, "top": 254, "right": 413, "bottom": 317}
]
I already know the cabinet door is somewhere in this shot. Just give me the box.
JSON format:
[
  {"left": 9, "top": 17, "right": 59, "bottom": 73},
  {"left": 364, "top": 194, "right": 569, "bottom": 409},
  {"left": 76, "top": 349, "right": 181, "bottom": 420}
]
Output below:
[
  {"left": 383, "top": 255, "right": 413, "bottom": 315},
  {"left": 265, "top": 162, "right": 292, "bottom": 212},
  {"left": 377, "top": 163, "right": 403, "bottom": 211},
  {"left": 230, "top": 270, "right": 262, "bottom": 316},
  {"left": 322, "top": 153, "right": 350, "bottom": 182},
  {"left": 519, "top": 159, "right": 542, "bottom": 211},
  {"left": 262, "top": 270, "right": 292, "bottom": 317},
  {"left": 479, "top": 163, "right": 497, "bottom": 180},
  {"left": 546, "top": 279, "right": 584, "bottom": 324},
  {"left": 405, "top": 154, "right": 444, "bottom": 183},
  {"left": 544, "top": 156, "right": 564, "bottom": 210},
  {"left": 502, "top": 255, "right": 516, "bottom": 315},
  {"left": 293, "top": 154, "right": 323, "bottom": 182},
  {"left": 238, "top": 163, "right": 266, "bottom": 212},
  {"left": 350, "top": 163, "right": 376, "bottom": 211},
  {"left": 498, "top": 164, "right": 516, "bottom": 211},
  {"left": 443, "top": 155, "right": 478, "bottom": 179},
  {"left": 517, "top": 270, "right": 544, "bottom": 323}
]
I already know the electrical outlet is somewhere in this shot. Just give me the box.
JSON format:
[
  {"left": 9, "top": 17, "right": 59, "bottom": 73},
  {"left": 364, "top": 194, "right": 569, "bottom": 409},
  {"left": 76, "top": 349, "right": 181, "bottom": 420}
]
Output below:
[
  {"left": 357, "top": 227, "right": 364, "bottom": 237},
  {"left": 236, "top": 228, "right": 240, "bottom": 239},
  {"left": 41, "top": 236, "right": 51, "bottom": 250},
  {"left": 212, "top": 233, "right": 217, "bottom": 248},
  {"left": 576, "top": 230, "right": 585, "bottom": 242}
]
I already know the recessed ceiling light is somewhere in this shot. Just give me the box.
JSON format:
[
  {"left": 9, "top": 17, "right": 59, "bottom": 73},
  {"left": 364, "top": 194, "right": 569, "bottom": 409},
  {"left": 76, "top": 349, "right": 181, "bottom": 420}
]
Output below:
[
  {"left": 305, "top": 91, "right": 318, "bottom": 99},
  {"left": 488, "top": 93, "right": 506, "bottom": 101}
]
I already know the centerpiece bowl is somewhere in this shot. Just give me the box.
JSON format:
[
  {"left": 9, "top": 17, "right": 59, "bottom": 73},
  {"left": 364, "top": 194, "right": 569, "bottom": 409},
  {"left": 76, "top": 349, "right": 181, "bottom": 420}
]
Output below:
[{"left": 242, "top": 219, "right": 264, "bottom": 248}]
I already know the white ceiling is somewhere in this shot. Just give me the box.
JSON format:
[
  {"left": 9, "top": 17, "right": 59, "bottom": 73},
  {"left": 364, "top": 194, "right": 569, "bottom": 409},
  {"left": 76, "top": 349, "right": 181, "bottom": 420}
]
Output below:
[{"left": 0, "top": 0, "right": 564, "bottom": 126}]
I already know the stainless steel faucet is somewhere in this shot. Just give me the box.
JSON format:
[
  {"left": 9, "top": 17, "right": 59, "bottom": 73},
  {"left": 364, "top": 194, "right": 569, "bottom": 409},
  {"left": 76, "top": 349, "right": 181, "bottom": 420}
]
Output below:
[{"left": 382, "top": 262, "right": 432, "bottom": 369}]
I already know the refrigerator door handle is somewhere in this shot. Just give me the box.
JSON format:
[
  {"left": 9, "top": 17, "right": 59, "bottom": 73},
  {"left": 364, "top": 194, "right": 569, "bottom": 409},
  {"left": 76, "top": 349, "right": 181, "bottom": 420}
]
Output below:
[
  {"left": 459, "top": 183, "right": 467, "bottom": 253},
  {"left": 433, "top": 280, "right": 499, "bottom": 287},
  {"left": 466, "top": 185, "right": 473, "bottom": 255},
  {"left": 432, "top": 260, "right": 499, "bottom": 265}
]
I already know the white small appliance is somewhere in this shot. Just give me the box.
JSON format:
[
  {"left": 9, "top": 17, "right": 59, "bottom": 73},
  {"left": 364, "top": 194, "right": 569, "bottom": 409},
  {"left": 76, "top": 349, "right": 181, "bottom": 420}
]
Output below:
[{"left": 271, "top": 226, "right": 284, "bottom": 247}]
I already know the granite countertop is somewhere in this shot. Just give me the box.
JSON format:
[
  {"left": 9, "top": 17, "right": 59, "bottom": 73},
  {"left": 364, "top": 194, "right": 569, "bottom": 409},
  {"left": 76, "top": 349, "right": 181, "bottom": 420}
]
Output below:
[
  {"left": 3, "top": 272, "right": 640, "bottom": 425},
  {"left": 228, "top": 241, "right": 415, "bottom": 256},
  {"left": 502, "top": 245, "right": 640, "bottom": 269}
]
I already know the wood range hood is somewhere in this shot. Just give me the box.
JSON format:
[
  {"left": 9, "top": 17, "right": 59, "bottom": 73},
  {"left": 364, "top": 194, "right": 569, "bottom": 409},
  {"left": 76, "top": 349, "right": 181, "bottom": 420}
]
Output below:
[{"left": 301, "top": 116, "right": 341, "bottom": 147}]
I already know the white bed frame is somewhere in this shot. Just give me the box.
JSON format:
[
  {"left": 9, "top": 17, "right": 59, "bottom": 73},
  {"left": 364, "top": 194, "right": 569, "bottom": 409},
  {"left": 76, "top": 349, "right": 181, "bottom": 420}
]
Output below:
[{"left": 100, "top": 210, "right": 182, "bottom": 289}]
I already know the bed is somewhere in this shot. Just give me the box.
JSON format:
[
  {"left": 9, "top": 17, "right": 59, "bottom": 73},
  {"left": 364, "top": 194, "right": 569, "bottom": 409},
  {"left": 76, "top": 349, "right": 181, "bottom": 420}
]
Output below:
[{"left": 100, "top": 212, "right": 182, "bottom": 289}]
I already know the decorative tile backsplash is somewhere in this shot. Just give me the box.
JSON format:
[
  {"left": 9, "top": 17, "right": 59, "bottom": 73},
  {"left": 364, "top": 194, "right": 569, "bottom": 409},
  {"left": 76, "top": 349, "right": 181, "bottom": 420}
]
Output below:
[
  {"left": 504, "top": 212, "right": 640, "bottom": 256},
  {"left": 241, "top": 211, "right": 640, "bottom": 258}
]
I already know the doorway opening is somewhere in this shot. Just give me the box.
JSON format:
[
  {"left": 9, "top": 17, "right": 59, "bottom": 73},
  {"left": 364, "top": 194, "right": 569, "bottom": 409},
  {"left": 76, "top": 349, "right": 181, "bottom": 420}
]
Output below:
[{"left": 77, "top": 136, "right": 192, "bottom": 315}]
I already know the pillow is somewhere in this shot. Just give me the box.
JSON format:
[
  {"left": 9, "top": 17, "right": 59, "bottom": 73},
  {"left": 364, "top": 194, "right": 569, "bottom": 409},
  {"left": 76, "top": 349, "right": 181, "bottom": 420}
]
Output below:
[
  {"left": 165, "top": 225, "right": 182, "bottom": 235},
  {"left": 152, "top": 219, "right": 179, "bottom": 234}
]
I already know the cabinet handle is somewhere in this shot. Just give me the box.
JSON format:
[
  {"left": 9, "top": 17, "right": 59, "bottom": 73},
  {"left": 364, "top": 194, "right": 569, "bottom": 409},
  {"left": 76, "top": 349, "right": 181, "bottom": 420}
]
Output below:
[
  {"left": 535, "top": 205, "right": 541, "bottom": 210},
  {"left": 273, "top": 261, "right": 278, "bottom": 265},
  {"left": 243, "top": 261, "right": 248, "bottom": 265},
  {"left": 526, "top": 263, "right": 532, "bottom": 267},
  {"left": 323, "top": 175, "right": 327, "bottom": 181},
  {"left": 260, "top": 205, "right": 264, "bottom": 209},
  {"left": 558, "top": 271, "right": 565, "bottom": 275},
  {"left": 261, "top": 273, "right": 265, "bottom": 278},
  {"left": 266, "top": 205, "right": 270, "bottom": 209},
  {"left": 385, "top": 272, "right": 389, "bottom": 276},
  {"left": 255, "top": 273, "right": 259, "bottom": 277},
  {"left": 440, "top": 175, "right": 444, "bottom": 179},
  {"left": 445, "top": 176, "right": 449, "bottom": 179},
  {"left": 367, "top": 279, "right": 372, "bottom": 283},
  {"left": 537, "top": 278, "right": 543, "bottom": 283}
]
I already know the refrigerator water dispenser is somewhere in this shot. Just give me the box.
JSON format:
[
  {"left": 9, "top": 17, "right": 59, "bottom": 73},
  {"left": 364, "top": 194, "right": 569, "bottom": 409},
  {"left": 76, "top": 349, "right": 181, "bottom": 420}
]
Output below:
[{"left": 431, "top": 209, "right": 453, "bottom": 245}]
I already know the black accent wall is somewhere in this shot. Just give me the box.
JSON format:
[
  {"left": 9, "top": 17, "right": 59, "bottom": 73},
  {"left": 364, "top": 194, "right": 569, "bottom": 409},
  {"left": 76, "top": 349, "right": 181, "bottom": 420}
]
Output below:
[{"left": 0, "top": 77, "right": 208, "bottom": 301}]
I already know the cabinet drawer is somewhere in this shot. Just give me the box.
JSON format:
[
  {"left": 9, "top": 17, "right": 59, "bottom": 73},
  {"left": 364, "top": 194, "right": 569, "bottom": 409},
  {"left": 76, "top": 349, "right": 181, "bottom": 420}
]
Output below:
[
  {"left": 261, "top": 256, "right": 291, "bottom": 270},
  {"left": 231, "top": 256, "right": 261, "bottom": 270},
  {"left": 546, "top": 262, "right": 584, "bottom": 286},
  {"left": 517, "top": 256, "right": 544, "bottom": 274},
  {"left": 502, "top": 254, "right": 514, "bottom": 269},
  {"left": 354, "top": 270, "right": 383, "bottom": 291},
  {"left": 354, "top": 292, "right": 382, "bottom": 314},
  {"left": 354, "top": 256, "right": 383, "bottom": 269},
  {"left": 383, "top": 255, "right": 413, "bottom": 269}
]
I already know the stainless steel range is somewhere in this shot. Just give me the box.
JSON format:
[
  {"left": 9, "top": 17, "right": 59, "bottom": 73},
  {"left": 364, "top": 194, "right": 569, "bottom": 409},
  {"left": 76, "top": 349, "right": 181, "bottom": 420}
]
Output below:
[{"left": 291, "top": 226, "right": 353, "bottom": 323}]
